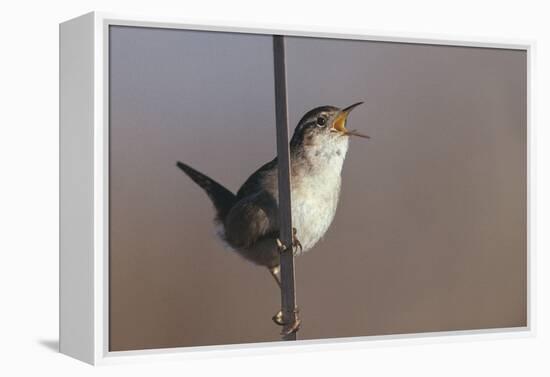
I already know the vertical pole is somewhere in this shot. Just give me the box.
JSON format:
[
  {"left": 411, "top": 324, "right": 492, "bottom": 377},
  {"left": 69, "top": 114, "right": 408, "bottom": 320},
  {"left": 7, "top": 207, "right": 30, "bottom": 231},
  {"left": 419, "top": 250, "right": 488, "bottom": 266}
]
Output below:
[{"left": 272, "top": 35, "right": 298, "bottom": 340}]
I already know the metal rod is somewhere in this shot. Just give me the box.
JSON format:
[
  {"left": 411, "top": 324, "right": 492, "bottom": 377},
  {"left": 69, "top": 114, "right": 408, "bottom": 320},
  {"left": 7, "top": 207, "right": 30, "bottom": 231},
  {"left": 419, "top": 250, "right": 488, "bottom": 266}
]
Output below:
[{"left": 272, "top": 35, "right": 298, "bottom": 341}]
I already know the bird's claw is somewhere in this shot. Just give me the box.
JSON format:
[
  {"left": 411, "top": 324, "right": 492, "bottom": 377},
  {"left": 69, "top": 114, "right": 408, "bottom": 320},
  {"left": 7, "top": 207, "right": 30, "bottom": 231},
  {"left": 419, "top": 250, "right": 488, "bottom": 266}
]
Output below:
[
  {"left": 282, "top": 317, "right": 301, "bottom": 336},
  {"left": 272, "top": 310, "right": 284, "bottom": 326},
  {"left": 276, "top": 238, "right": 286, "bottom": 252},
  {"left": 272, "top": 308, "right": 301, "bottom": 335},
  {"left": 292, "top": 227, "right": 302, "bottom": 253},
  {"left": 276, "top": 228, "right": 302, "bottom": 254}
]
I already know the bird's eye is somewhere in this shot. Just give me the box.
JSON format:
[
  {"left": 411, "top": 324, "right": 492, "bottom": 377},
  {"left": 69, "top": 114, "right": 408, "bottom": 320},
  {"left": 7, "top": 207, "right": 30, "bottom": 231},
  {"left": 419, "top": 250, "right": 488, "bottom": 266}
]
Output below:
[{"left": 316, "top": 117, "right": 327, "bottom": 127}]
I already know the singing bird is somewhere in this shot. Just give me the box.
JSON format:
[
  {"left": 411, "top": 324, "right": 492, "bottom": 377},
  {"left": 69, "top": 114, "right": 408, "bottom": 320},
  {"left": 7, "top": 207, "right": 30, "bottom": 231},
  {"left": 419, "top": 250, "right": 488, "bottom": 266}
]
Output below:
[{"left": 176, "top": 102, "right": 368, "bottom": 334}]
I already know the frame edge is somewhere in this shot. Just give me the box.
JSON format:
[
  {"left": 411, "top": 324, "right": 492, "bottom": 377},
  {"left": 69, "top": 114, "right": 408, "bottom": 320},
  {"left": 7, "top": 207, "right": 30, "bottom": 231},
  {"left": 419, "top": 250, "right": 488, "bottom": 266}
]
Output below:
[{"left": 59, "top": 12, "right": 96, "bottom": 365}]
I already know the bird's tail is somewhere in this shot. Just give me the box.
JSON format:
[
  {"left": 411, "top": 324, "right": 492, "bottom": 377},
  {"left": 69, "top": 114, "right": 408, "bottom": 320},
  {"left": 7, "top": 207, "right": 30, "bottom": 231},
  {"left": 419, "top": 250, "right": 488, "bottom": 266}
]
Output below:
[{"left": 176, "top": 161, "right": 236, "bottom": 222}]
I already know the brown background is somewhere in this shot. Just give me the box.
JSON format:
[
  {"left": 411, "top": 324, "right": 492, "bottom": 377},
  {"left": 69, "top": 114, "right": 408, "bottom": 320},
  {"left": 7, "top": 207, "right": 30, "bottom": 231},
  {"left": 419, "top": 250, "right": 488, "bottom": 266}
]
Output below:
[{"left": 108, "top": 26, "right": 527, "bottom": 351}]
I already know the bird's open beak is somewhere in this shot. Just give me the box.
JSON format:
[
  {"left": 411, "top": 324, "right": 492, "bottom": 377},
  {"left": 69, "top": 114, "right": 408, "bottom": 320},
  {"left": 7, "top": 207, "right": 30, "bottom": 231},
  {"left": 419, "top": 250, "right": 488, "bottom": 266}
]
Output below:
[{"left": 331, "top": 101, "right": 370, "bottom": 139}]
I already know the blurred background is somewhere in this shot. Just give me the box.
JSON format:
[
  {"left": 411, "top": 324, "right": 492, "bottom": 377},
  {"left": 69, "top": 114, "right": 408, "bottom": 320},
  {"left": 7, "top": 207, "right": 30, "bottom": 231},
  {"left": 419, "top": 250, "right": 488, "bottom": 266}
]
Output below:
[{"left": 109, "top": 25, "right": 526, "bottom": 351}]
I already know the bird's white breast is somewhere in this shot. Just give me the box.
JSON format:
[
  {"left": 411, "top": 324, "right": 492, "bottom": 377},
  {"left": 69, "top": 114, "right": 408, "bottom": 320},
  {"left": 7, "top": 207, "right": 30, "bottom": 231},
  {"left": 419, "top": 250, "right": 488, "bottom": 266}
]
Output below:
[{"left": 290, "top": 137, "right": 348, "bottom": 255}]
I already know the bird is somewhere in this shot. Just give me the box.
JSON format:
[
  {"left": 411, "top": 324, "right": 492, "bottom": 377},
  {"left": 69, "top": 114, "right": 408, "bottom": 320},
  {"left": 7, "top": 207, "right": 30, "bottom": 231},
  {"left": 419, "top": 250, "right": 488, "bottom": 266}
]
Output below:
[{"left": 176, "top": 102, "right": 368, "bottom": 334}]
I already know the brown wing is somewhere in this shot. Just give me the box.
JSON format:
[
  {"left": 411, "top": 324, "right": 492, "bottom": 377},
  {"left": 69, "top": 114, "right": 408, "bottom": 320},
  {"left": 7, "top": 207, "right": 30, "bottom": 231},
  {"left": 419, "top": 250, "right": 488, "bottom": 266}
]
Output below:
[
  {"left": 223, "top": 191, "right": 279, "bottom": 250},
  {"left": 235, "top": 158, "right": 278, "bottom": 200}
]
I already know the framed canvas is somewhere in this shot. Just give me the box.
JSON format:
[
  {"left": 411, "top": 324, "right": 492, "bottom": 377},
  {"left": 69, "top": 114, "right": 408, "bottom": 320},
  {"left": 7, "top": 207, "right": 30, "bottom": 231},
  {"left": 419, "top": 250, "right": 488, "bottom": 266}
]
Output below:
[{"left": 59, "top": 11, "right": 533, "bottom": 365}]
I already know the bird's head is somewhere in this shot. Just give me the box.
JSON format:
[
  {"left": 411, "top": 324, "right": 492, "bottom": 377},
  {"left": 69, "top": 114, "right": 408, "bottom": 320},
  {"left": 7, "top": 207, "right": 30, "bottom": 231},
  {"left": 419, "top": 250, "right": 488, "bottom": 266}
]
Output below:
[{"left": 290, "top": 102, "right": 368, "bottom": 155}]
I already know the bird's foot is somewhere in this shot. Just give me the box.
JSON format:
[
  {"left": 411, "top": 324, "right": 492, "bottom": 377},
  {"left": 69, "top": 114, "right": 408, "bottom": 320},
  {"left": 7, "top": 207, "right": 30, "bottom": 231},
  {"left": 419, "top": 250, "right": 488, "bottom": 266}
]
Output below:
[
  {"left": 272, "top": 310, "right": 284, "bottom": 326},
  {"left": 283, "top": 316, "right": 302, "bottom": 336},
  {"left": 272, "top": 307, "right": 301, "bottom": 335},
  {"left": 276, "top": 228, "right": 302, "bottom": 254},
  {"left": 276, "top": 238, "right": 286, "bottom": 253},
  {"left": 292, "top": 227, "right": 303, "bottom": 253}
]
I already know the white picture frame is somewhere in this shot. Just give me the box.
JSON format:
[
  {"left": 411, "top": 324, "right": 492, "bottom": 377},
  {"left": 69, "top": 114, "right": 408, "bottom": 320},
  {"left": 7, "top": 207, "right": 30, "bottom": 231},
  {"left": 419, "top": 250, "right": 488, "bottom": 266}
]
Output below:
[{"left": 59, "top": 11, "right": 534, "bottom": 365}]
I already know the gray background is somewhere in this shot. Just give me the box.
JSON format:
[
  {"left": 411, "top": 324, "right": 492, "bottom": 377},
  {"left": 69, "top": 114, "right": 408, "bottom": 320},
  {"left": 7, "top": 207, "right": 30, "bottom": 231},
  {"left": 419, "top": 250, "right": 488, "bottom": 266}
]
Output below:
[{"left": 109, "top": 26, "right": 527, "bottom": 351}]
